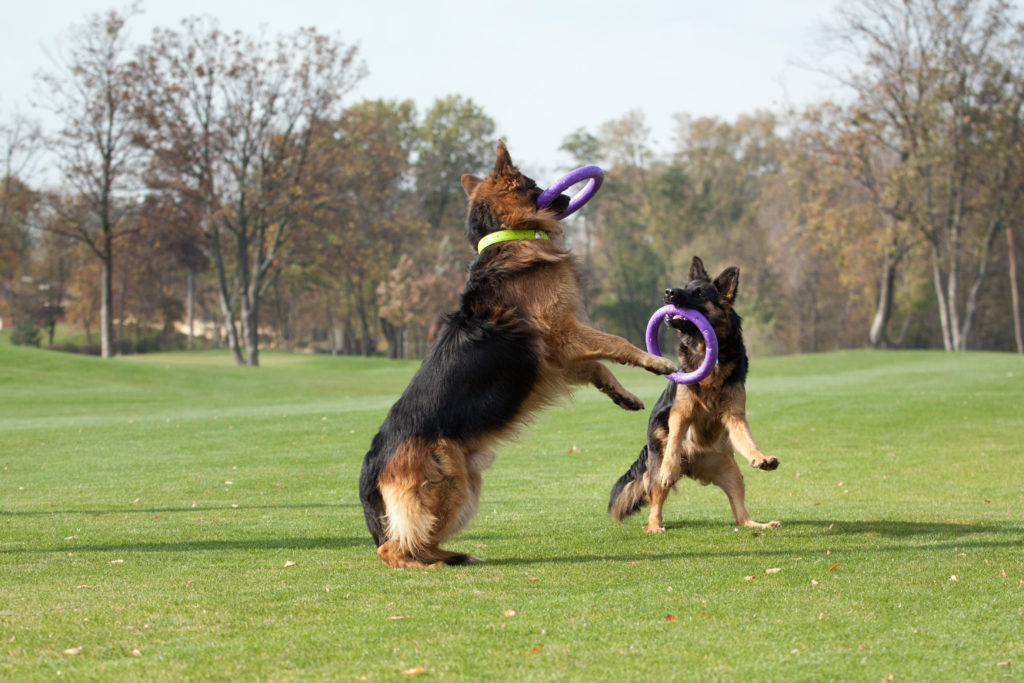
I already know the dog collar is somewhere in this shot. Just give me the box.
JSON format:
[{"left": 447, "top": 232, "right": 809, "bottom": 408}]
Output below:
[{"left": 477, "top": 229, "right": 550, "bottom": 254}]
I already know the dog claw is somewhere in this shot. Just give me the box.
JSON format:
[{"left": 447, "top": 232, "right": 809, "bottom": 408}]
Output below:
[{"left": 755, "top": 457, "right": 779, "bottom": 471}]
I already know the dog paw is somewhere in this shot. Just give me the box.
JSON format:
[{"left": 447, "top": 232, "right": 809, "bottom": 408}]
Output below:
[
  {"left": 644, "top": 524, "right": 666, "bottom": 534},
  {"left": 743, "top": 520, "right": 781, "bottom": 529},
  {"left": 649, "top": 356, "right": 678, "bottom": 375},
  {"left": 613, "top": 392, "right": 644, "bottom": 411},
  {"left": 753, "top": 456, "right": 779, "bottom": 471}
]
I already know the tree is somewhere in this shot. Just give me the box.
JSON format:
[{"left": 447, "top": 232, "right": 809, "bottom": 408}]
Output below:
[
  {"left": 415, "top": 96, "right": 497, "bottom": 234},
  {"left": 305, "top": 99, "right": 425, "bottom": 356},
  {"left": 39, "top": 8, "right": 143, "bottom": 358},
  {"left": 136, "top": 18, "right": 365, "bottom": 365},
  {"left": 826, "top": 0, "right": 1024, "bottom": 350},
  {"left": 788, "top": 103, "right": 919, "bottom": 348}
]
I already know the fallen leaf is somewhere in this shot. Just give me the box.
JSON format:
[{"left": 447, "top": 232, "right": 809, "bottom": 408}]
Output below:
[
  {"left": 829, "top": 564, "right": 838, "bottom": 572},
  {"left": 950, "top": 575, "right": 958, "bottom": 582},
  {"left": 76, "top": 585, "right": 92, "bottom": 590},
  {"left": 63, "top": 646, "right": 82, "bottom": 656},
  {"left": 284, "top": 561, "right": 296, "bottom": 568},
  {"left": 388, "top": 616, "right": 409, "bottom": 621},
  {"left": 958, "top": 553, "right": 966, "bottom": 558},
  {"left": 64, "top": 535, "right": 78, "bottom": 541},
  {"left": 811, "top": 580, "right": 819, "bottom": 586},
  {"left": 401, "top": 665, "right": 425, "bottom": 675},
  {"left": 998, "top": 660, "right": 1010, "bottom": 667},
  {"left": 503, "top": 609, "right": 517, "bottom": 617},
  {"left": 744, "top": 576, "right": 757, "bottom": 581},
  {"left": 766, "top": 568, "right": 782, "bottom": 574},
  {"left": 531, "top": 647, "right": 540, "bottom": 653},
  {"left": 130, "top": 649, "right": 142, "bottom": 657},
  {"left": 791, "top": 648, "right": 799, "bottom": 655},
  {"left": 665, "top": 614, "right": 676, "bottom": 622},
  {"left": 884, "top": 676, "right": 894, "bottom": 682},
  {"left": 527, "top": 577, "right": 538, "bottom": 582},
  {"left": 1001, "top": 569, "right": 1007, "bottom": 577},
  {"left": 111, "top": 559, "right": 124, "bottom": 565}
]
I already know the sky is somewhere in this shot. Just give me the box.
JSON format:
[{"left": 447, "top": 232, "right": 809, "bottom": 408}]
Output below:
[{"left": 1, "top": 0, "right": 851, "bottom": 181}]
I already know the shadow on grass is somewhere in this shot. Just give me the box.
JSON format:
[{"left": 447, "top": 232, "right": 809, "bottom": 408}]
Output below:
[
  {"left": 0, "top": 503, "right": 358, "bottom": 516},
  {"left": 1, "top": 536, "right": 368, "bottom": 555},
  {"left": 485, "top": 518, "right": 1024, "bottom": 566},
  {"left": 658, "top": 518, "right": 1022, "bottom": 537}
]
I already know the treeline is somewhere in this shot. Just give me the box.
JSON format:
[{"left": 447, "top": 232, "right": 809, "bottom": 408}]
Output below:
[{"left": 2, "top": 0, "right": 1023, "bottom": 363}]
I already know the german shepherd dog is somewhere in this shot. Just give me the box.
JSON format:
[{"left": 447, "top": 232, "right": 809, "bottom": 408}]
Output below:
[
  {"left": 608, "top": 256, "right": 780, "bottom": 533},
  {"left": 359, "top": 142, "right": 677, "bottom": 568}
]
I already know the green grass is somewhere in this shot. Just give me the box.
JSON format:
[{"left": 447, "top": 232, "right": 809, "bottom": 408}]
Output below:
[{"left": 1, "top": 344, "right": 1022, "bottom": 681}]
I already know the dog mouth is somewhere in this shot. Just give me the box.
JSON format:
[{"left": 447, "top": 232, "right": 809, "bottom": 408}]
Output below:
[
  {"left": 544, "top": 192, "right": 571, "bottom": 214},
  {"left": 667, "top": 315, "right": 700, "bottom": 335}
]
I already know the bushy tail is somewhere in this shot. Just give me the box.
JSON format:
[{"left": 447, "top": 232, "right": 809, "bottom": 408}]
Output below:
[{"left": 608, "top": 445, "right": 651, "bottom": 521}]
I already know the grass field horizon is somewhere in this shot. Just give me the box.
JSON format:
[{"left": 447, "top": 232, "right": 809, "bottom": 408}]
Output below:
[{"left": 2, "top": 343, "right": 1022, "bottom": 680}]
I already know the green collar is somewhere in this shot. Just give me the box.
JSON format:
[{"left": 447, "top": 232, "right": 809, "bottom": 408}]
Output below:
[{"left": 477, "top": 229, "right": 550, "bottom": 254}]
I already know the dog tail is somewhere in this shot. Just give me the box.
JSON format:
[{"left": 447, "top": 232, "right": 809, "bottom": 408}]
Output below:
[{"left": 608, "top": 444, "right": 651, "bottom": 521}]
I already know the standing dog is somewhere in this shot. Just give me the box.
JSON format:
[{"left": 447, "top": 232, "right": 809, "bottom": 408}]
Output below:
[
  {"left": 360, "top": 142, "right": 677, "bottom": 568},
  {"left": 608, "top": 256, "right": 780, "bottom": 533}
]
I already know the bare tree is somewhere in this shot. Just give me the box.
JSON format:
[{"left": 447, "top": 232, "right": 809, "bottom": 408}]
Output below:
[
  {"left": 38, "top": 8, "right": 143, "bottom": 358},
  {"left": 136, "top": 19, "right": 365, "bottom": 365},
  {"left": 826, "top": 0, "right": 1024, "bottom": 350}
]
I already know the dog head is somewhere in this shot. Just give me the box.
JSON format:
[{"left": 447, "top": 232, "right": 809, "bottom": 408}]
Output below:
[
  {"left": 663, "top": 256, "right": 740, "bottom": 356},
  {"left": 460, "top": 141, "right": 571, "bottom": 250}
]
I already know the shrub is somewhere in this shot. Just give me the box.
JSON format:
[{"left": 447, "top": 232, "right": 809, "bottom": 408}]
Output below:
[{"left": 10, "top": 319, "right": 41, "bottom": 348}]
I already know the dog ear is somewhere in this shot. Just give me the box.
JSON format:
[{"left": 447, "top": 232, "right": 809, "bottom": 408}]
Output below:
[
  {"left": 461, "top": 174, "right": 482, "bottom": 197},
  {"left": 689, "top": 256, "right": 710, "bottom": 282},
  {"left": 714, "top": 267, "right": 740, "bottom": 305},
  {"left": 493, "top": 140, "right": 514, "bottom": 175}
]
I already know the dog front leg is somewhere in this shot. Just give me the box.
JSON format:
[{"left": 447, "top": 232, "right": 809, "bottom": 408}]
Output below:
[
  {"left": 560, "top": 323, "right": 676, "bottom": 375},
  {"left": 656, "top": 408, "right": 690, "bottom": 489},
  {"left": 567, "top": 361, "right": 644, "bottom": 411},
  {"left": 721, "top": 386, "right": 778, "bottom": 471}
]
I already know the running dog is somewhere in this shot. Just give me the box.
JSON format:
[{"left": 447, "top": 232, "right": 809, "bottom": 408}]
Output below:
[
  {"left": 360, "top": 142, "right": 677, "bottom": 567},
  {"left": 608, "top": 256, "right": 780, "bottom": 532}
]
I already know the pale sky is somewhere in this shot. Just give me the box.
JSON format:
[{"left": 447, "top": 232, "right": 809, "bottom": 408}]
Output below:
[{"left": 1, "top": 0, "right": 849, "bottom": 181}]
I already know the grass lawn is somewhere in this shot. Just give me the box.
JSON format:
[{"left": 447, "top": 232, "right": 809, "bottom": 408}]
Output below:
[{"left": 1, "top": 343, "right": 1022, "bottom": 680}]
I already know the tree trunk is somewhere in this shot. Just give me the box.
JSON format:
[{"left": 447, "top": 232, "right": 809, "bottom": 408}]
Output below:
[
  {"left": 100, "top": 246, "right": 114, "bottom": 358},
  {"left": 117, "top": 266, "right": 127, "bottom": 341},
  {"left": 956, "top": 221, "right": 1000, "bottom": 351},
  {"left": 931, "top": 244, "right": 953, "bottom": 351},
  {"left": 868, "top": 252, "right": 899, "bottom": 348},
  {"left": 1008, "top": 226, "right": 1023, "bottom": 354},
  {"left": 209, "top": 226, "right": 245, "bottom": 365},
  {"left": 241, "top": 294, "right": 259, "bottom": 367},
  {"left": 186, "top": 265, "right": 195, "bottom": 350}
]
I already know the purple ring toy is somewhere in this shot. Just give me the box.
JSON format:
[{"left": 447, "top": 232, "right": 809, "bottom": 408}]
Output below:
[
  {"left": 536, "top": 165, "right": 604, "bottom": 220},
  {"left": 645, "top": 304, "right": 719, "bottom": 384}
]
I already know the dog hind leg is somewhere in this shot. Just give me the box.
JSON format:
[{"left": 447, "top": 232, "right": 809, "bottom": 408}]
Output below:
[
  {"left": 377, "top": 438, "right": 480, "bottom": 567},
  {"left": 568, "top": 360, "right": 644, "bottom": 411}
]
